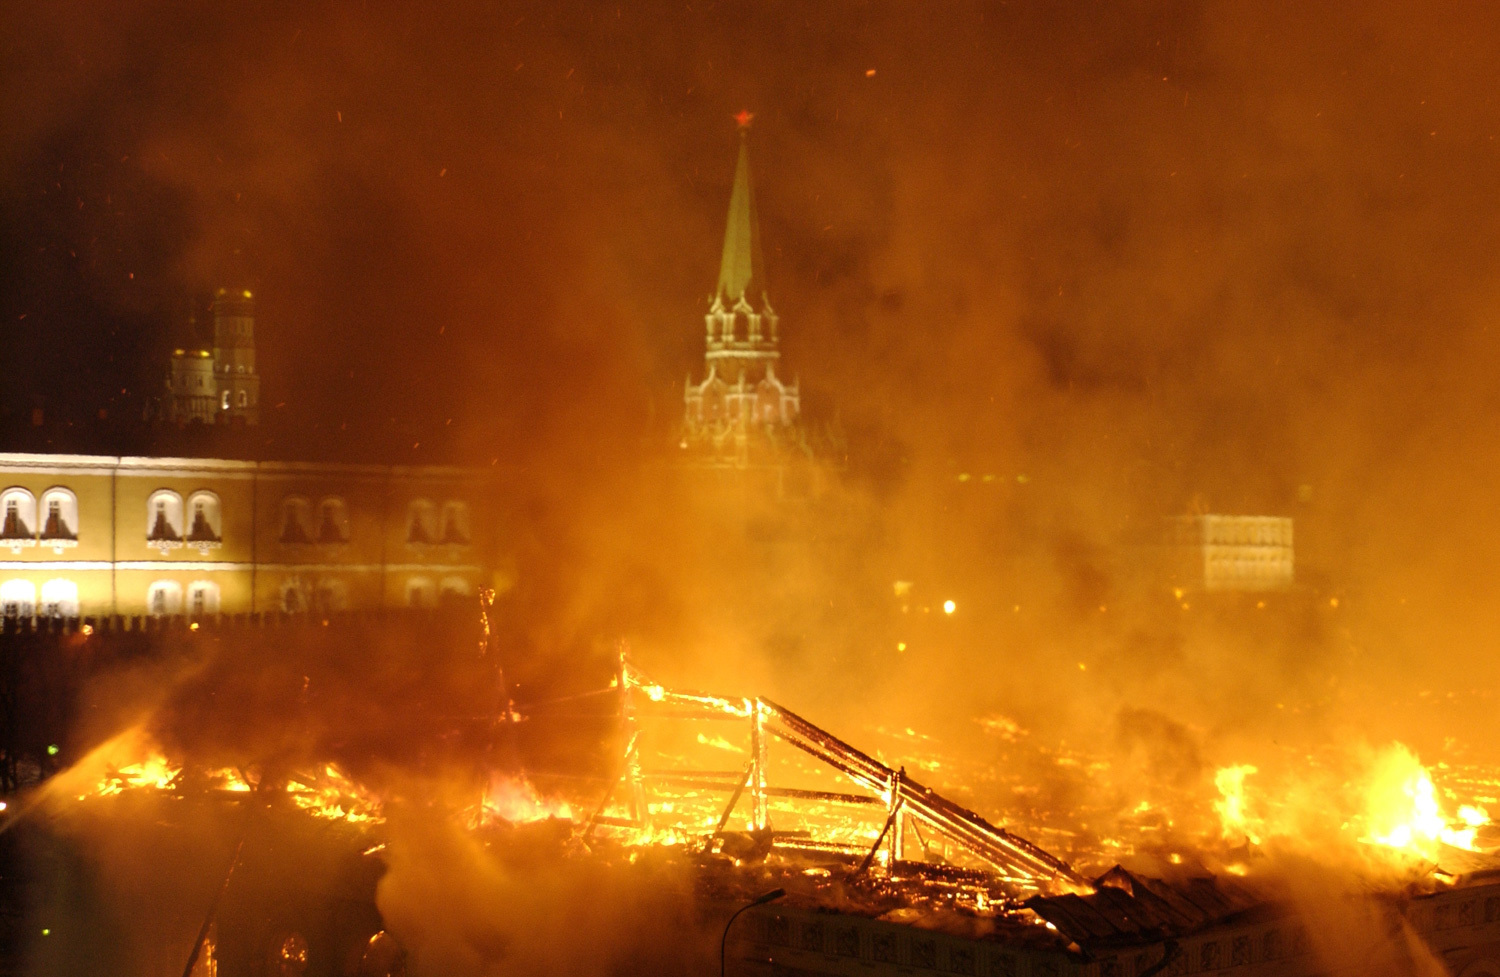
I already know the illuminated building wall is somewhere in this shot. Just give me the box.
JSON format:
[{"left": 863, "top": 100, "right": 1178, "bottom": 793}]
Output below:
[
  {"left": 1167, "top": 514, "right": 1295, "bottom": 593},
  {"left": 0, "top": 452, "right": 494, "bottom": 618}
]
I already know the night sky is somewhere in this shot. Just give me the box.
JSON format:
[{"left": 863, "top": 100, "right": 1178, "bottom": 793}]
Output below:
[{"left": 8, "top": 1, "right": 1500, "bottom": 704}]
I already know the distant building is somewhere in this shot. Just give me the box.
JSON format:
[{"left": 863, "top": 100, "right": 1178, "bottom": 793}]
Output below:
[
  {"left": 0, "top": 452, "right": 494, "bottom": 618},
  {"left": 166, "top": 288, "right": 261, "bottom": 426},
  {"left": 682, "top": 117, "right": 803, "bottom": 468},
  {"left": 1167, "top": 514, "right": 1294, "bottom": 593}
]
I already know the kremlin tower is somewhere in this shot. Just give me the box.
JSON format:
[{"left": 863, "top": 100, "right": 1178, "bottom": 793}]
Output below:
[{"left": 683, "top": 115, "right": 802, "bottom": 466}]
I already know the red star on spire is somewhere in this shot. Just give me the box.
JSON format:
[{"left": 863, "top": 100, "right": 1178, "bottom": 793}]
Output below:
[{"left": 734, "top": 110, "right": 755, "bottom": 129}]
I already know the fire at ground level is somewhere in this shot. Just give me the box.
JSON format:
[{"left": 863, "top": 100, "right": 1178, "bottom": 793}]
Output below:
[{"left": 4, "top": 612, "right": 1500, "bottom": 975}]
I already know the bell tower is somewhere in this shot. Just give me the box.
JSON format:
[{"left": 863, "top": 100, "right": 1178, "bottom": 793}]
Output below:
[
  {"left": 212, "top": 287, "right": 260, "bottom": 425},
  {"left": 684, "top": 114, "right": 801, "bottom": 462}
]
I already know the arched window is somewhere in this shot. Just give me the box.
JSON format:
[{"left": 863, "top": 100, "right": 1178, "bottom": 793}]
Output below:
[
  {"left": 39, "top": 488, "right": 78, "bottom": 543},
  {"left": 0, "top": 488, "right": 36, "bottom": 542},
  {"left": 146, "top": 490, "right": 184, "bottom": 545},
  {"left": 279, "top": 497, "right": 312, "bottom": 544},
  {"left": 147, "top": 580, "right": 183, "bottom": 616},
  {"left": 280, "top": 578, "right": 307, "bottom": 614},
  {"left": 40, "top": 579, "right": 79, "bottom": 618},
  {"left": 313, "top": 578, "right": 349, "bottom": 613},
  {"left": 185, "top": 491, "right": 222, "bottom": 546},
  {"left": 187, "top": 580, "right": 220, "bottom": 617},
  {"left": 405, "top": 576, "right": 436, "bottom": 608},
  {"left": 0, "top": 580, "right": 36, "bottom": 618},
  {"left": 440, "top": 501, "right": 471, "bottom": 545},
  {"left": 439, "top": 576, "right": 471, "bottom": 605},
  {"left": 221, "top": 390, "right": 230, "bottom": 410},
  {"left": 406, "top": 500, "right": 437, "bottom": 545},
  {"left": 317, "top": 497, "right": 349, "bottom": 544},
  {"left": 237, "top": 389, "right": 248, "bottom": 408}
]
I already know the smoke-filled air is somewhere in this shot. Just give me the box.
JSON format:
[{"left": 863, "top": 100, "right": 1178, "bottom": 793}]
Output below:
[{"left": 5, "top": 2, "right": 1500, "bottom": 975}]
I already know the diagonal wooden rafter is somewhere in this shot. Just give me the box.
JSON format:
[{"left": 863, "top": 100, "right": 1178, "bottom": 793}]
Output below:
[{"left": 613, "top": 662, "right": 1087, "bottom": 890}]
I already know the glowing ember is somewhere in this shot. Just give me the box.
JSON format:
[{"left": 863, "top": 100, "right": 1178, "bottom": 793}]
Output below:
[{"left": 284, "top": 764, "right": 384, "bottom": 824}]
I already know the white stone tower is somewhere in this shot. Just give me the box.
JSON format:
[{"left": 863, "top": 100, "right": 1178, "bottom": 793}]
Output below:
[{"left": 212, "top": 287, "right": 260, "bottom": 425}]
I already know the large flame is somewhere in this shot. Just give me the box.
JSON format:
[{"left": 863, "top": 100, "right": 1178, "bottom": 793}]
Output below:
[
  {"left": 1210, "top": 743, "right": 1492, "bottom": 870},
  {"left": 1212, "top": 763, "right": 1261, "bottom": 845},
  {"left": 1361, "top": 744, "right": 1488, "bottom": 858}
]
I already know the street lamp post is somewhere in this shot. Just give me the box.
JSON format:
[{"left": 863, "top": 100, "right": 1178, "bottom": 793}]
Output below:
[{"left": 720, "top": 887, "right": 786, "bottom": 977}]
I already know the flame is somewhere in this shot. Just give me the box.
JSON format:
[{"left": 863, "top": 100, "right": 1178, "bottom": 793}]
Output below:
[
  {"left": 97, "top": 751, "right": 182, "bottom": 795},
  {"left": 206, "top": 767, "right": 254, "bottom": 793},
  {"left": 474, "top": 772, "right": 573, "bottom": 825},
  {"left": 284, "top": 764, "right": 384, "bottom": 824},
  {"left": 1209, "top": 743, "right": 1493, "bottom": 869},
  {"left": 1362, "top": 744, "right": 1488, "bottom": 857},
  {"left": 1213, "top": 764, "right": 1261, "bottom": 845}
]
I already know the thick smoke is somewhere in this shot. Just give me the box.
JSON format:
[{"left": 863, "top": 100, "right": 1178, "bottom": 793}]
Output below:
[{"left": 8, "top": 0, "right": 1500, "bottom": 969}]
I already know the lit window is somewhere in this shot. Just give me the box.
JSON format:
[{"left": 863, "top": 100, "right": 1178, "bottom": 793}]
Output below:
[
  {"left": 280, "top": 579, "right": 307, "bottom": 614},
  {"left": 279, "top": 497, "right": 312, "bottom": 544},
  {"left": 39, "top": 488, "right": 78, "bottom": 542},
  {"left": 440, "top": 501, "right": 471, "bottom": 545},
  {"left": 221, "top": 390, "right": 230, "bottom": 410},
  {"left": 185, "top": 491, "right": 222, "bottom": 545},
  {"left": 439, "top": 577, "right": 471, "bottom": 605},
  {"left": 146, "top": 490, "right": 184, "bottom": 544},
  {"left": 187, "top": 580, "right": 220, "bottom": 617},
  {"left": 317, "top": 498, "right": 349, "bottom": 544},
  {"left": 0, "top": 488, "right": 36, "bottom": 541},
  {"left": 405, "top": 577, "right": 436, "bottom": 608},
  {"left": 0, "top": 580, "right": 36, "bottom": 618},
  {"left": 147, "top": 581, "right": 183, "bottom": 616},
  {"left": 40, "top": 579, "right": 79, "bottom": 618},
  {"left": 406, "top": 500, "right": 437, "bottom": 545}
]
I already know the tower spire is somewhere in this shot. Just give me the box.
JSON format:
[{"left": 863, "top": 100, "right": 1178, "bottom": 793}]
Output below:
[
  {"left": 716, "top": 114, "right": 767, "bottom": 309},
  {"left": 683, "top": 115, "right": 800, "bottom": 460}
]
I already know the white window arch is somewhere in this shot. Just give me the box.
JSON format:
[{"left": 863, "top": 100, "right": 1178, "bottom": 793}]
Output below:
[
  {"left": 147, "top": 580, "right": 182, "bottom": 616},
  {"left": 221, "top": 390, "right": 230, "bottom": 410},
  {"left": 146, "top": 490, "right": 184, "bottom": 547},
  {"left": 405, "top": 576, "right": 436, "bottom": 608},
  {"left": 279, "top": 497, "right": 312, "bottom": 544},
  {"left": 187, "top": 580, "right": 220, "bottom": 617},
  {"left": 40, "top": 579, "right": 79, "bottom": 618},
  {"left": 39, "top": 487, "right": 78, "bottom": 545},
  {"left": 185, "top": 490, "right": 222, "bottom": 546},
  {"left": 0, "top": 488, "right": 37, "bottom": 546},
  {"left": 0, "top": 580, "right": 36, "bottom": 618},
  {"left": 439, "top": 576, "right": 471, "bottom": 605},
  {"left": 316, "top": 497, "right": 349, "bottom": 544},
  {"left": 440, "top": 501, "right": 471, "bottom": 545},
  {"left": 406, "top": 500, "right": 437, "bottom": 545}
]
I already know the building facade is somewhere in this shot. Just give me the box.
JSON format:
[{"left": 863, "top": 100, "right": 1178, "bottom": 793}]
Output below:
[
  {"left": 167, "top": 288, "right": 261, "bottom": 426},
  {"left": 1167, "top": 514, "right": 1295, "bottom": 592},
  {"left": 0, "top": 452, "right": 494, "bottom": 618},
  {"left": 682, "top": 117, "right": 803, "bottom": 466}
]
